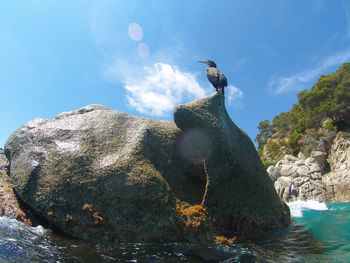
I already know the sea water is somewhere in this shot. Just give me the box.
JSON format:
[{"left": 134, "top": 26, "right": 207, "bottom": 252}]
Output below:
[
  {"left": 0, "top": 201, "right": 349, "bottom": 262},
  {"left": 291, "top": 201, "right": 350, "bottom": 263}
]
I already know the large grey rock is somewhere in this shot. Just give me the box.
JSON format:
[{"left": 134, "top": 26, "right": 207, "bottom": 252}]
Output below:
[
  {"left": 5, "top": 95, "right": 290, "bottom": 242},
  {"left": 267, "top": 165, "right": 280, "bottom": 182},
  {"left": 269, "top": 151, "right": 328, "bottom": 202},
  {"left": 311, "top": 151, "right": 327, "bottom": 171},
  {"left": 5, "top": 105, "right": 189, "bottom": 242},
  {"left": 322, "top": 133, "right": 350, "bottom": 202},
  {"left": 174, "top": 93, "right": 290, "bottom": 239}
]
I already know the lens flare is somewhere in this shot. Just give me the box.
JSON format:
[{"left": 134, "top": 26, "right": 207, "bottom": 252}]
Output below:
[
  {"left": 179, "top": 129, "right": 212, "bottom": 163},
  {"left": 138, "top": 43, "right": 150, "bottom": 58},
  {"left": 128, "top": 23, "right": 143, "bottom": 42}
]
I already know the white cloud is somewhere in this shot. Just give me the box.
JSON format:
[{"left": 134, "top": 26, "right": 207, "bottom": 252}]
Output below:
[
  {"left": 269, "top": 48, "right": 350, "bottom": 94},
  {"left": 105, "top": 62, "right": 208, "bottom": 116},
  {"left": 227, "top": 85, "right": 244, "bottom": 108}
]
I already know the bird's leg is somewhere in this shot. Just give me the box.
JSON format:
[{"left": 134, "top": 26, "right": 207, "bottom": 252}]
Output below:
[{"left": 218, "top": 87, "right": 224, "bottom": 96}]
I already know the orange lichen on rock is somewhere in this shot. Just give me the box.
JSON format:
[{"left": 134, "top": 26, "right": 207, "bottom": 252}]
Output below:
[
  {"left": 16, "top": 209, "right": 32, "bottom": 226},
  {"left": 215, "top": 235, "right": 237, "bottom": 245},
  {"left": 64, "top": 214, "right": 75, "bottom": 222},
  {"left": 176, "top": 202, "right": 208, "bottom": 228},
  {"left": 0, "top": 171, "right": 32, "bottom": 226},
  {"left": 82, "top": 204, "right": 93, "bottom": 212},
  {"left": 82, "top": 203, "right": 104, "bottom": 225},
  {"left": 92, "top": 211, "right": 104, "bottom": 225}
]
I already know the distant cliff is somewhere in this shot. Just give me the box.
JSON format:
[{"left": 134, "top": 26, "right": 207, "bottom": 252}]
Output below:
[
  {"left": 255, "top": 63, "right": 350, "bottom": 202},
  {"left": 256, "top": 63, "right": 350, "bottom": 167}
]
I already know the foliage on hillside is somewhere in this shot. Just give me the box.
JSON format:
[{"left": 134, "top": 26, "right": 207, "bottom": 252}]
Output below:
[{"left": 255, "top": 63, "right": 350, "bottom": 165}]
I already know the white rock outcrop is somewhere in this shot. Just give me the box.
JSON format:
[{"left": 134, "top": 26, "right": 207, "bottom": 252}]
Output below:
[
  {"left": 268, "top": 153, "right": 327, "bottom": 202},
  {"left": 268, "top": 133, "right": 350, "bottom": 202},
  {"left": 322, "top": 134, "right": 350, "bottom": 202}
]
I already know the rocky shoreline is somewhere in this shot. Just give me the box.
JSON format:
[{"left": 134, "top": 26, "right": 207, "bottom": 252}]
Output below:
[{"left": 268, "top": 132, "right": 350, "bottom": 203}]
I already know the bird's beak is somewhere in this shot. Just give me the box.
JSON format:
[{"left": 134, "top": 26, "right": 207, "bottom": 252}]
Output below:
[{"left": 198, "top": 61, "right": 208, "bottom": 64}]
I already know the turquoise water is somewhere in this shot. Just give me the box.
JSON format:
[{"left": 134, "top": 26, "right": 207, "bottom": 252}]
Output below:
[
  {"left": 292, "top": 202, "right": 350, "bottom": 263},
  {"left": 0, "top": 201, "right": 349, "bottom": 262}
]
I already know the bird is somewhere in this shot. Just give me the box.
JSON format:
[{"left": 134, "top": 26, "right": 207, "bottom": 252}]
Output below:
[{"left": 198, "top": 60, "right": 227, "bottom": 95}]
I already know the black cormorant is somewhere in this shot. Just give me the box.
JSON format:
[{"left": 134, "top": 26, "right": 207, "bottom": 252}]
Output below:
[{"left": 199, "top": 60, "right": 227, "bottom": 95}]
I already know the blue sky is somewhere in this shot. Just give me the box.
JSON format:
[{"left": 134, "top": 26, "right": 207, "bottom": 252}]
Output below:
[{"left": 1, "top": 0, "right": 350, "bottom": 148}]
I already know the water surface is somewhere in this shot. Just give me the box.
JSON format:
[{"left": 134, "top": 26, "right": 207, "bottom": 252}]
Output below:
[{"left": 0, "top": 201, "right": 349, "bottom": 262}]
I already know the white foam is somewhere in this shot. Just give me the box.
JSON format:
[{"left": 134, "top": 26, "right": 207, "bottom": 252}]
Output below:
[
  {"left": 287, "top": 200, "right": 328, "bottom": 218},
  {"left": 0, "top": 216, "right": 48, "bottom": 236},
  {"left": 30, "top": 224, "right": 48, "bottom": 235}
]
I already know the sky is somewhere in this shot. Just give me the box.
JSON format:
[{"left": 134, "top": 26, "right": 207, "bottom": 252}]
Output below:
[{"left": 1, "top": 0, "right": 350, "bottom": 148}]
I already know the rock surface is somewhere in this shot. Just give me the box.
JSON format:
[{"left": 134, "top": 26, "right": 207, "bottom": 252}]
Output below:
[
  {"left": 323, "top": 133, "right": 350, "bottom": 202},
  {"left": 268, "top": 133, "right": 350, "bottom": 202},
  {"left": 174, "top": 93, "right": 290, "bottom": 238},
  {"left": 269, "top": 153, "right": 328, "bottom": 202},
  {"left": 5, "top": 94, "right": 290, "bottom": 242},
  {"left": 0, "top": 149, "right": 32, "bottom": 225},
  {"left": 5, "top": 105, "right": 186, "bottom": 242}
]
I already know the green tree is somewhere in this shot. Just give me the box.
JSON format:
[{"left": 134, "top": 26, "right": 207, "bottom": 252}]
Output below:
[
  {"left": 272, "top": 112, "right": 290, "bottom": 135},
  {"left": 297, "top": 63, "right": 350, "bottom": 128},
  {"left": 256, "top": 62, "right": 350, "bottom": 161},
  {"left": 255, "top": 120, "right": 274, "bottom": 153},
  {"left": 288, "top": 131, "right": 301, "bottom": 155}
]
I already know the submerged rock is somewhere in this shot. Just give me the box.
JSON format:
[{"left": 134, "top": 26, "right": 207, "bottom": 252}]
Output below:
[{"left": 5, "top": 95, "right": 290, "bottom": 242}]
